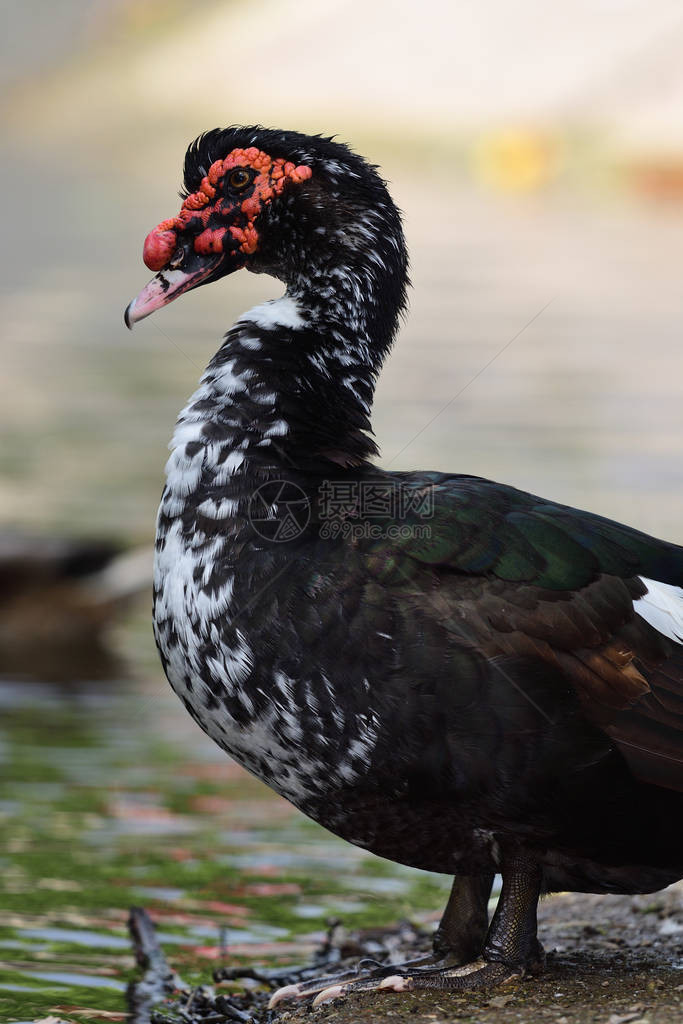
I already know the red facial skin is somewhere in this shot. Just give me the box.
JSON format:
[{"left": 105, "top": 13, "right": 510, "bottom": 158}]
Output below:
[{"left": 142, "top": 148, "right": 313, "bottom": 272}]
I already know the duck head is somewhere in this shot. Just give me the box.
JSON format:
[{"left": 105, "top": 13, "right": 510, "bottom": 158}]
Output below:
[{"left": 125, "top": 125, "right": 407, "bottom": 334}]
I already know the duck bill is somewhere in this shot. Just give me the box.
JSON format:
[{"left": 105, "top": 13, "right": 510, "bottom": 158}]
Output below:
[{"left": 124, "top": 253, "right": 225, "bottom": 328}]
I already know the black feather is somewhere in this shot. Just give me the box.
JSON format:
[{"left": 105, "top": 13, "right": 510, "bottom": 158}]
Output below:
[{"left": 149, "top": 127, "right": 683, "bottom": 920}]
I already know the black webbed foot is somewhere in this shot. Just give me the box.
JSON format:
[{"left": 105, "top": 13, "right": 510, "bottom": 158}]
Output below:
[{"left": 269, "top": 855, "right": 542, "bottom": 1008}]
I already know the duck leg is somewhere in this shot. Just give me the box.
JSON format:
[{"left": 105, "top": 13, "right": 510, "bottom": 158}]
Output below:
[
  {"left": 376, "top": 872, "right": 494, "bottom": 974},
  {"left": 346, "top": 872, "right": 496, "bottom": 979},
  {"left": 269, "top": 855, "right": 542, "bottom": 1008},
  {"left": 360, "top": 853, "right": 544, "bottom": 997},
  {"left": 432, "top": 872, "right": 494, "bottom": 962},
  {"left": 268, "top": 872, "right": 496, "bottom": 1007}
]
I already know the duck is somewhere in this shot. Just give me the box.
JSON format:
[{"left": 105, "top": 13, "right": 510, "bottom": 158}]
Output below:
[
  {"left": 125, "top": 126, "right": 683, "bottom": 1004},
  {"left": 0, "top": 532, "right": 152, "bottom": 680}
]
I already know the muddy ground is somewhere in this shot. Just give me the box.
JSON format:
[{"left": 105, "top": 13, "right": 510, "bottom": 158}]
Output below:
[{"left": 236, "top": 884, "right": 683, "bottom": 1024}]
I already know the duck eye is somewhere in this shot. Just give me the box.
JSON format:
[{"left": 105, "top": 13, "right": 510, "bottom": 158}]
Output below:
[{"left": 228, "top": 168, "right": 251, "bottom": 191}]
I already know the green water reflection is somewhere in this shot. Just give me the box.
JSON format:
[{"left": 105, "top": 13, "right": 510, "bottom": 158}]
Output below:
[{"left": 0, "top": 612, "right": 452, "bottom": 1024}]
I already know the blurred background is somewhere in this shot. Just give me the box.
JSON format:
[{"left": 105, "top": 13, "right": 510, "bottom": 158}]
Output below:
[{"left": 2, "top": 1, "right": 683, "bottom": 1020}]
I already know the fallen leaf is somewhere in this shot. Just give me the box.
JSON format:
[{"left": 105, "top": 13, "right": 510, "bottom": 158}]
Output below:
[
  {"left": 108, "top": 798, "right": 180, "bottom": 822},
  {"left": 190, "top": 795, "right": 236, "bottom": 814},
  {"left": 169, "top": 847, "right": 194, "bottom": 861},
  {"left": 191, "top": 940, "right": 316, "bottom": 959},
  {"left": 53, "top": 1010, "right": 127, "bottom": 1021},
  {"left": 178, "top": 760, "right": 245, "bottom": 781},
  {"left": 239, "top": 882, "right": 301, "bottom": 897},
  {"left": 245, "top": 865, "right": 278, "bottom": 876},
  {"left": 37, "top": 878, "right": 82, "bottom": 891},
  {"left": 198, "top": 899, "right": 252, "bottom": 916},
  {"left": 488, "top": 994, "right": 514, "bottom": 1008}
]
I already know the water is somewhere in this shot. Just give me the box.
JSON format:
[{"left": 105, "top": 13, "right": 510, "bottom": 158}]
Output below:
[{"left": 0, "top": 643, "right": 454, "bottom": 1023}]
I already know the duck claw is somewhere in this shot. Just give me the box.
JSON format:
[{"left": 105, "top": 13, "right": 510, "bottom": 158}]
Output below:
[
  {"left": 268, "top": 958, "right": 523, "bottom": 1010},
  {"left": 311, "top": 984, "right": 346, "bottom": 1008},
  {"left": 267, "top": 983, "right": 305, "bottom": 1008}
]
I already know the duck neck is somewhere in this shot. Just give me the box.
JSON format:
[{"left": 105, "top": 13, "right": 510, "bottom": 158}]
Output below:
[{"left": 160, "top": 280, "right": 402, "bottom": 532}]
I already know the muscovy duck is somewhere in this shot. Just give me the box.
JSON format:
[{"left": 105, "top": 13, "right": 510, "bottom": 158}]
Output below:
[{"left": 125, "top": 127, "right": 683, "bottom": 1003}]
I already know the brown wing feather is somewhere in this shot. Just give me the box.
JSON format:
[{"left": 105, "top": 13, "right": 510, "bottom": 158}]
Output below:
[{"left": 448, "top": 574, "right": 683, "bottom": 791}]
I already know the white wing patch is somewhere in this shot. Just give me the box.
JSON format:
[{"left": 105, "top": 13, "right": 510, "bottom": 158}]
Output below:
[{"left": 634, "top": 577, "right": 683, "bottom": 643}]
